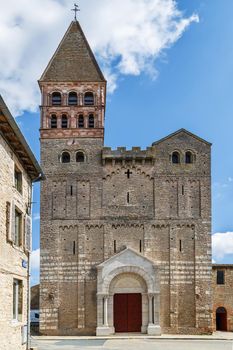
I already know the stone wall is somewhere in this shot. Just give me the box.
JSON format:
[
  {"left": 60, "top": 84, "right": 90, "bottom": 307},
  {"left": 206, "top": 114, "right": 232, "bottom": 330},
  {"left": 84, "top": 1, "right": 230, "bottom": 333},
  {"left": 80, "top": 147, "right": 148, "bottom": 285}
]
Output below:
[
  {"left": 40, "top": 127, "right": 212, "bottom": 335},
  {"left": 212, "top": 265, "right": 233, "bottom": 331}
]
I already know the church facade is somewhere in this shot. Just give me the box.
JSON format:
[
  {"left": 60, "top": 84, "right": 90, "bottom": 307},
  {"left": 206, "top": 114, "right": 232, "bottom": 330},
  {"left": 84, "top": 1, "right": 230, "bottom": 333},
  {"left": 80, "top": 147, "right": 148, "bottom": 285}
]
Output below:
[{"left": 39, "top": 21, "right": 212, "bottom": 335}]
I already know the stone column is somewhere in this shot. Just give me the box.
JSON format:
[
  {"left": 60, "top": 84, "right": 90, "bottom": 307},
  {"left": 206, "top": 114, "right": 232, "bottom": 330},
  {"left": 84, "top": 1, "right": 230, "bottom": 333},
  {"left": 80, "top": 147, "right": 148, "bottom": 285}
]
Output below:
[
  {"left": 104, "top": 296, "right": 108, "bottom": 327},
  {"left": 147, "top": 293, "right": 161, "bottom": 335},
  {"left": 96, "top": 294, "right": 111, "bottom": 336}
]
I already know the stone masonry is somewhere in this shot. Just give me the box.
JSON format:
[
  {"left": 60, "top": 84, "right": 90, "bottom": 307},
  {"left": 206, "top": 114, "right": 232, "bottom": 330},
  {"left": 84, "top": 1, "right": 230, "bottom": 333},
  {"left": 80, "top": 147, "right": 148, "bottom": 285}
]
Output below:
[
  {"left": 39, "top": 21, "right": 213, "bottom": 336},
  {"left": 212, "top": 264, "right": 233, "bottom": 332},
  {"left": 0, "top": 96, "right": 42, "bottom": 350}
]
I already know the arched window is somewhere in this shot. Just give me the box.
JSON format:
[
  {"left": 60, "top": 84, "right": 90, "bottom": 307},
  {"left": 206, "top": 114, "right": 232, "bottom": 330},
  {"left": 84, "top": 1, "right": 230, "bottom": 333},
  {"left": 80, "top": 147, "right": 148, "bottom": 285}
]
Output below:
[
  {"left": 51, "top": 92, "right": 62, "bottom": 106},
  {"left": 78, "top": 115, "right": 84, "bottom": 128},
  {"left": 61, "top": 115, "right": 68, "bottom": 129},
  {"left": 84, "top": 92, "right": 94, "bottom": 106},
  {"left": 61, "top": 152, "right": 70, "bottom": 163},
  {"left": 76, "top": 151, "right": 85, "bottom": 163},
  {"left": 88, "top": 114, "right": 95, "bottom": 128},
  {"left": 68, "top": 92, "right": 78, "bottom": 106},
  {"left": 50, "top": 115, "right": 57, "bottom": 128},
  {"left": 185, "top": 151, "right": 193, "bottom": 164},
  {"left": 172, "top": 151, "right": 180, "bottom": 164}
]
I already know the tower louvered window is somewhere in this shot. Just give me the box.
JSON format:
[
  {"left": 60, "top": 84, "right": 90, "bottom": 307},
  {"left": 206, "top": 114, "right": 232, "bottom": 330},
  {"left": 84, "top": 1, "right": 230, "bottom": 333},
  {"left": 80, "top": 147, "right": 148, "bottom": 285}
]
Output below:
[{"left": 88, "top": 114, "right": 94, "bottom": 128}]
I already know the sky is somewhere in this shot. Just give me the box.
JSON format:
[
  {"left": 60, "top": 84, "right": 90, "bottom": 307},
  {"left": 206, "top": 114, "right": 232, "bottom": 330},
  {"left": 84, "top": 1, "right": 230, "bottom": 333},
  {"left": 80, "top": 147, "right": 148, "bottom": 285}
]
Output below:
[{"left": 1, "top": 0, "right": 233, "bottom": 285}]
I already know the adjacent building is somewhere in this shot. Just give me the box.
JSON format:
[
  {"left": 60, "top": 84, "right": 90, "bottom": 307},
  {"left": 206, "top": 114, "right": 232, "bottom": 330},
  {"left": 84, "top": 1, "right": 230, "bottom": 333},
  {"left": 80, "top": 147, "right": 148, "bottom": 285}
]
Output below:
[
  {"left": 39, "top": 20, "right": 212, "bottom": 336},
  {"left": 0, "top": 96, "right": 42, "bottom": 350},
  {"left": 212, "top": 264, "right": 233, "bottom": 332}
]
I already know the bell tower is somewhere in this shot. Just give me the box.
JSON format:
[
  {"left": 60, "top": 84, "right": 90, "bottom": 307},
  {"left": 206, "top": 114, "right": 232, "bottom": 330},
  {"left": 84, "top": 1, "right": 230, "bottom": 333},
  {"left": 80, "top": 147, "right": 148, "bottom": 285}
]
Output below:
[
  {"left": 39, "top": 20, "right": 106, "bottom": 335},
  {"left": 39, "top": 20, "right": 106, "bottom": 140}
]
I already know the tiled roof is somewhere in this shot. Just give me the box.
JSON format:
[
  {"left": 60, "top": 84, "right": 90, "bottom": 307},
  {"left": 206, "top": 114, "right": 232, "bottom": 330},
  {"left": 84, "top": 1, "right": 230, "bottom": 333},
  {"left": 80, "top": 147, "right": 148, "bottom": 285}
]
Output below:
[{"left": 40, "top": 21, "right": 105, "bottom": 82}]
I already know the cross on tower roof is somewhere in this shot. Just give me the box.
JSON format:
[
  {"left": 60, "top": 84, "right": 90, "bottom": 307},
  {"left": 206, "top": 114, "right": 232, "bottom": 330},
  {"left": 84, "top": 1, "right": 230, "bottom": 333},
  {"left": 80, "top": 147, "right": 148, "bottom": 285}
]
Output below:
[{"left": 71, "top": 3, "right": 80, "bottom": 21}]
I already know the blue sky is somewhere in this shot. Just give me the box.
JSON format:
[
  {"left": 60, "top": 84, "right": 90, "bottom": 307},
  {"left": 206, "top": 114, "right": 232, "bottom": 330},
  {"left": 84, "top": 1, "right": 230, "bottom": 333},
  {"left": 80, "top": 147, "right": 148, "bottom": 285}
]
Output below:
[{"left": 1, "top": 0, "right": 233, "bottom": 284}]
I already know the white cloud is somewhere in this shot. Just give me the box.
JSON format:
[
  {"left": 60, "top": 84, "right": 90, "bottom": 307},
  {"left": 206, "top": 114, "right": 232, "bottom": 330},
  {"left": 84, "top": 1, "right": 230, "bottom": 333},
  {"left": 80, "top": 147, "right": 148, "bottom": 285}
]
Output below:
[
  {"left": 0, "top": 0, "right": 198, "bottom": 115},
  {"left": 30, "top": 249, "right": 40, "bottom": 270},
  {"left": 212, "top": 232, "right": 233, "bottom": 259},
  {"left": 33, "top": 213, "right": 40, "bottom": 221}
]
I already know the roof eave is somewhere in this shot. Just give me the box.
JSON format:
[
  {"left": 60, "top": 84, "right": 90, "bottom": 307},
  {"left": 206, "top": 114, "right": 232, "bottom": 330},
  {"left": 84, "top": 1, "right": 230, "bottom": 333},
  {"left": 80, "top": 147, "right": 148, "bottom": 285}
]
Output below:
[{"left": 0, "top": 95, "right": 43, "bottom": 181}]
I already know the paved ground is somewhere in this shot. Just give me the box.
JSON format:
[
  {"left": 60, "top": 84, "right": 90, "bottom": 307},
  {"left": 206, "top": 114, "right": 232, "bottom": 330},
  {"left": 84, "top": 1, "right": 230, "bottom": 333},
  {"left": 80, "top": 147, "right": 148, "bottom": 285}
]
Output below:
[{"left": 30, "top": 338, "right": 233, "bottom": 350}]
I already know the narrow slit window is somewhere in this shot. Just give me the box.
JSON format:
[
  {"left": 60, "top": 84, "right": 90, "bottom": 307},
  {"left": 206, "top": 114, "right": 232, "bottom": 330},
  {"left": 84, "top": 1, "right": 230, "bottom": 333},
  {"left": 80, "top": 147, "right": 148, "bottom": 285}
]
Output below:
[
  {"left": 73, "top": 241, "right": 76, "bottom": 255},
  {"left": 182, "top": 185, "right": 184, "bottom": 195},
  {"left": 140, "top": 240, "right": 142, "bottom": 253},
  {"left": 179, "top": 239, "right": 182, "bottom": 252},
  {"left": 70, "top": 186, "right": 73, "bottom": 196},
  {"left": 127, "top": 192, "right": 130, "bottom": 204},
  {"left": 114, "top": 240, "right": 116, "bottom": 253}
]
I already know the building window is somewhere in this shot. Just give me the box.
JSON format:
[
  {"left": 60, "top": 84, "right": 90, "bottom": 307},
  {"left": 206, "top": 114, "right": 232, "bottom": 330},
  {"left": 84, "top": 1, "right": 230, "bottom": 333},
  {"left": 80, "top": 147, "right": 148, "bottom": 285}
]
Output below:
[
  {"left": 61, "top": 152, "right": 70, "bottom": 163},
  {"left": 88, "top": 114, "right": 95, "bottom": 128},
  {"left": 51, "top": 92, "right": 62, "bottom": 106},
  {"left": 84, "top": 92, "right": 94, "bottom": 106},
  {"left": 68, "top": 92, "right": 78, "bottom": 106},
  {"left": 172, "top": 151, "right": 180, "bottom": 164},
  {"left": 76, "top": 151, "right": 85, "bottom": 163},
  {"left": 50, "top": 115, "right": 57, "bottom": 128},
  {"left": 61, "top": 115, "right": 68, "bottom": 129},
  {"left": 78, "top": 115, "right": 84, "bottom": 128},
  {"left": 14, "top": 167, "right": 22, "bottom": 193},
  {"left": 185, "top": 151, "right": 193, "bottom": 164},
  {"left": 13, "top": 279, "right": 23, "bottom": 321},
  {"left": 217, "top": 270, "right": 225, "bottom": 285},
  {"left": 14, "top": 209, "right": 22, "bottom": 247}
]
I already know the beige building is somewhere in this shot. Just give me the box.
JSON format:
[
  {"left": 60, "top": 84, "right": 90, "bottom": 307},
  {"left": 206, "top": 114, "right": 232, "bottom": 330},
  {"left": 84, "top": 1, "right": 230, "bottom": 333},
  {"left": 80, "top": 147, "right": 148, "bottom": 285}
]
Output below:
[
  {"left": 40, "top": 21, "right": 212, "bottom": 336},
  {"left": 0, "top": 96, "right": 42, "bottom": 350}
]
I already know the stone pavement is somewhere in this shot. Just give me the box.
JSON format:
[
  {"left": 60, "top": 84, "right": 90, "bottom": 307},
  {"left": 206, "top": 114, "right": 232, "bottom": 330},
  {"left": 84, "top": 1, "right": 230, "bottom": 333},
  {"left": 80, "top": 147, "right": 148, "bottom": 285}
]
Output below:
[{"left": 30, "top": 333, "right": 233, "bottom": 350}]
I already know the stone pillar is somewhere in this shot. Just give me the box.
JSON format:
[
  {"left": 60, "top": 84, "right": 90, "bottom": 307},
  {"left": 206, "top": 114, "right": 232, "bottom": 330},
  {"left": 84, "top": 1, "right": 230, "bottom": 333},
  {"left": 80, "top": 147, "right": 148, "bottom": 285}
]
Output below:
[
  {"left": 104, "top": 296, "right": 108, "bottom": 326},
  {"left": 147, "top": 293, "right": 161, "bottom": 335},
  {"left": 96, "top": 294, "right": 112, "bottom": 336}
]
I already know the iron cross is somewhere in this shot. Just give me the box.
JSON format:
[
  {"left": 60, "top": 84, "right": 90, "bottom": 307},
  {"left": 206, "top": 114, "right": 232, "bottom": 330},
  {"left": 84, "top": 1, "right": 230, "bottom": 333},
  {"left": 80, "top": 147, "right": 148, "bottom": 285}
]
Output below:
[
  {"left": 125, "top": 169, "right": 133, "bottom": 179},
  {"left": 71, "top": 3, "right": 80, "bottom": 21}
]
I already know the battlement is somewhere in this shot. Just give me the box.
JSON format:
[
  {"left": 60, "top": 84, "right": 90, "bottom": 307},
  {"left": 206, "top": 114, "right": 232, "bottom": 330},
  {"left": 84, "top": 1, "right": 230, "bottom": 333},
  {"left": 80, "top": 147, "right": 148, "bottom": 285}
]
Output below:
[{"left": 102, "top": 146, "right": 155, "bottom": 165}]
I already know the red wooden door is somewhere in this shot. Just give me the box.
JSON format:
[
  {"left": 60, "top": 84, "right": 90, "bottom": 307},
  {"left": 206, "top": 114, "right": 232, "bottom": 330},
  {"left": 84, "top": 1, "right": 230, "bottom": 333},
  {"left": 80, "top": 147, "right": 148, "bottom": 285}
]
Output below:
[{"left": 114, "top": 293, "right": 142, "bottom": 332}]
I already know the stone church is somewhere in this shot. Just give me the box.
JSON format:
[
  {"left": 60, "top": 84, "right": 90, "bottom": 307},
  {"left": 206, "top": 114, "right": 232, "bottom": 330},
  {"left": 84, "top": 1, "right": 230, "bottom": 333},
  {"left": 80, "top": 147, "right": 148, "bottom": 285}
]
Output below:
[{"left": 39, "top": 20, "right": 212, "bottom": 336}]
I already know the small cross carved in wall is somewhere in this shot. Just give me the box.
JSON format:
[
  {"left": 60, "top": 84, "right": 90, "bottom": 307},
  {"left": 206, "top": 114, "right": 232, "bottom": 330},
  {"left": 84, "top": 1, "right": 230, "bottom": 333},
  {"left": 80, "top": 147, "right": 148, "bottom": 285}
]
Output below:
[{"left": 125, "top": 169, "right": 133, "bottom": 179}]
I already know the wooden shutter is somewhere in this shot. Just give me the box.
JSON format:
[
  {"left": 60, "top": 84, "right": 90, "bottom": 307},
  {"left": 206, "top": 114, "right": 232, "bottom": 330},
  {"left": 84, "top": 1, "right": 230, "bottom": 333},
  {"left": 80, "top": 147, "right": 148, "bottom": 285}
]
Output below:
[
  {"left": 25, "top": 214, "right": 32, "bottom": 252},
  {"left": 10, "top": 201, "right": 16, "bottom": 244},
  {"left": 6, "top": 201, "right": 12, "bottom": 242}
]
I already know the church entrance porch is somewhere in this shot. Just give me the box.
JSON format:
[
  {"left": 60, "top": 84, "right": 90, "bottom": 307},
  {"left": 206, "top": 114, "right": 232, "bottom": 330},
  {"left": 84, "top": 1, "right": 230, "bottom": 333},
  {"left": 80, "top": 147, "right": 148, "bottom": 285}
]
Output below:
[
  {"left": 96, "top": 248, "right": 161, "bottom": 336},
  {"left": 114, "top": 293, "right": 142, "bottom": 332}
]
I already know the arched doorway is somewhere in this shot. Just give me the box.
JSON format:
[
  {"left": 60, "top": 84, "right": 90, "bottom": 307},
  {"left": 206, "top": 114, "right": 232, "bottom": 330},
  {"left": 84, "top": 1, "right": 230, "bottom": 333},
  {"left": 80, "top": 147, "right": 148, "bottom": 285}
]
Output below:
[
  {"left": 96, "top": 248, "right": 161, "bottom": 336},
  {"left": 111, "top": 273, "right": 145, "bottom": 333},
  {"left": 216, "top": 307, "right": 227, "bottom": 331}
]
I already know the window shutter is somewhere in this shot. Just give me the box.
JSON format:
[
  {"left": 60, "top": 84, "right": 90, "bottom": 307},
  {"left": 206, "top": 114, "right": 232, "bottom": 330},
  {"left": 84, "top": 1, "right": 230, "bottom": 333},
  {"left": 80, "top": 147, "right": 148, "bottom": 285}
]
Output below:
[
  {"left": 10, "top": 201, "right": 16, "bottom": 244},
  {"left": 25, "top": 214, "right": 32, "bottom": 252},
  {"left": 6, "top": 201, "right": 12, "bottom": 242}
]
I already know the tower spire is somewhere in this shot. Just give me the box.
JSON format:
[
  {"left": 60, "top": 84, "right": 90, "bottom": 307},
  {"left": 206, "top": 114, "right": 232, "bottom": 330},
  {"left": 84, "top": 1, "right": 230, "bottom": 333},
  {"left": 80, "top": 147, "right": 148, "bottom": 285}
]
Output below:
[{"left": 71, "top": 3, "right": 80, "bottom": 21}]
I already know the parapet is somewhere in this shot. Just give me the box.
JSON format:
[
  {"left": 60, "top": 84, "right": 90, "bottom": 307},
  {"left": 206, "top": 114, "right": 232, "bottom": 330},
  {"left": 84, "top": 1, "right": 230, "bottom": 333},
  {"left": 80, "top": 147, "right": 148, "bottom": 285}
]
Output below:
[{"left": 102, "top": 146, "right": 155, "bottom": 165}]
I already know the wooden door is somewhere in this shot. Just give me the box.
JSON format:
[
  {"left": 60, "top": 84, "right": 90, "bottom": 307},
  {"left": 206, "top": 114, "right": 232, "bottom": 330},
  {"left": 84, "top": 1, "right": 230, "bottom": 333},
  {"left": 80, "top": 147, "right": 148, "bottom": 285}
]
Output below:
[{"left": 114, "top": 293, "right": 142, "bottom": 332}]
